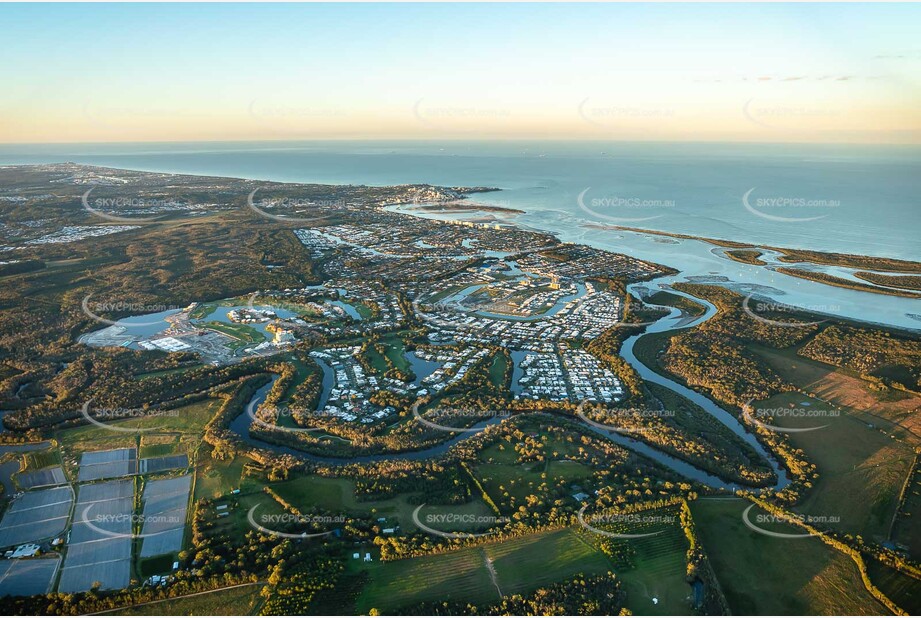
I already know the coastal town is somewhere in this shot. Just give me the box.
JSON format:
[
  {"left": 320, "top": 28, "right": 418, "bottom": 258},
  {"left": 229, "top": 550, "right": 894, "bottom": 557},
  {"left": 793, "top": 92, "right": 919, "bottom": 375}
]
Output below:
[
  {"left": 1, "top": 163, "right": 917, "bottom": 618},
  {"left": 75, "top": 203, "right": 660, "bottom": 427}
]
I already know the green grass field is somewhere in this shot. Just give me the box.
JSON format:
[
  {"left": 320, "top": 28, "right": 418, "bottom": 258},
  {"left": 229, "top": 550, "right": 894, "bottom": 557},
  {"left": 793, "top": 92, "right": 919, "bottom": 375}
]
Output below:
[
  {"left": 690, "top": 497, "right": 888, "bottom": 615},
  {"left": 582, "top": 505, "right": 693, "bottom": 615},
  {"left": 202, "top": 321, "right": 265, "bottom": 347},
  {"left": 354, "top": 528, "right": 611, "bottom": 614},
  {"left": 138, "top": 436, "right": 182, "bottom": 459},
  {"left": 58, "top": 398, "right": 222, "bottom": 448},
  {"left": 269, "top": 475, "right": 494, "bottom": 533},
  {"left": 355, "top": 545, "right": 498, "bottom": 613},
  {"left": 354, "top": 302, "right": 375, "bottom": 320},
  {"left": 381, "top": 336, "right": 410, "bottom": 372},
  {"left": 488, "top": 353, "right": 508, "bottom": 390},
  {"left": 752, "top": 343, "right": 921, "bottom": 442},
  {"left": 483, "top": 528, "right": 611, "bottom": 595},
  {"left": 21, "top": 448, "right": 61, "bottom": 470},
  {"left": 363, "top": 335, "right": 411, "bottom": 375},
  {"left": 193, "top": 445, "right": 255, "bottom": 501},
  {"left": 475, "top": 459, "right": 592, "bottom": 511},
  {"left": 753, "top": 391, "right": 913, "bottom": 543},
  {"left": 270, "top": 476, "right": 412, "bottom": 519}
]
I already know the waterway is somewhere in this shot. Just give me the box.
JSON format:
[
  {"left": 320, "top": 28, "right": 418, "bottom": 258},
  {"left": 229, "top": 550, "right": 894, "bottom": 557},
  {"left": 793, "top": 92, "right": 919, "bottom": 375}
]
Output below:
[
  {"left": 403, "top": 351, "right": 443, "bottom": 387},
  {"left": 230, "top": 278, "right": 791, "bottom": 493}
]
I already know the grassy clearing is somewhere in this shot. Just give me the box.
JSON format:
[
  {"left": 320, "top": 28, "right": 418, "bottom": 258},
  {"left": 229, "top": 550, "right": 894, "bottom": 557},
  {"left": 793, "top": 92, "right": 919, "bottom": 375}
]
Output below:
[
  {"left": 364, "top": 344, "right": 388, "bottom": 374},
  {"left": 110, "top": 583, "right": 264, "bottom": 616},
  {"left": 270, "top": 475, "right": 417, "bottom": 528},
  {"left": 488, "top": 353, "right": 508, "bottom": 390},
  {"left": 893, "top": 462, "right": 921, "bottom": 557},
  {"left": 690, "top": 497, "right": 888, "bottom": 615},
  {"left": 55, "top": 398, "right": 222, "bottom": 479},
  {"left": 753, "top": 391, "right": 913, "bottom": 542},
  {"left": 752, "top": 343, "right": 921, "bottom": 442},
  {"left": 188, "top": 302, "right": 218, "bottom": 320},
  {"left": 202, "top": 321, "right": 265, "bottom": 348},
  {"left": 354, "top": 302, "right": 375, "bottom": 320},
  {"left": 381, "top": 336, "right": 410, "bottom": 373},
  {"left": 478, "top": 442, "right": 520, "bottom": 465},
  {"left": 364, "top": 335, "right": 410, "bottom": 375},
  {"left": 484, "top": 528, "right": 611, "bottom": 595},
  {"left": 475, "top": 460, "right": 592, "bottom": 509},
  {"left": 270, "top": 476, "right": 411, "bottom": 520},
  {"left": 268, "top": 475, "right": 493, "bottom": 533},
  {"left": 21, "top": 449, "right": 61, "bottom": 470},
  {"left": 193, "top": 444, "right": 254, "bottom": 501},
  {"left": 355, "top": 545, "right": 498, "bottom": 613},
  {"left": 354, "top": 528, "right": 611, "bottom": 614},
  {"left": 581, "top": 504, "right": 692, "bottom": 615},
  {"left": 473, "top": 426, "right": 596, "bottom": 512},
  {"left": 139, "top": 435, "right": 182, "bottom": 459},
  {"left": 57, "top": 398, "right": 222, "bottom": 451},
  {"left": 414, "top": 501, "right": 499, "bottom": 534}
]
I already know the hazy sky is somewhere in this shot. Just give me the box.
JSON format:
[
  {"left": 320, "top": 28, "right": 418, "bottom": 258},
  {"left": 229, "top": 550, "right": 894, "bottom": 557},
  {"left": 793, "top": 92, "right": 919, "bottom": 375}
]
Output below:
[{"left": 2, "top": 3, "right": 919, "bottom": 144}]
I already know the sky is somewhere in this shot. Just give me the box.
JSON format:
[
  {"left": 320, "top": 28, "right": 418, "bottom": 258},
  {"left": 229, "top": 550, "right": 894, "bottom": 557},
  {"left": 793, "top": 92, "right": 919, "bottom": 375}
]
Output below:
[{"left": 1, "top": 3, "right": 919, "bottom": 144}]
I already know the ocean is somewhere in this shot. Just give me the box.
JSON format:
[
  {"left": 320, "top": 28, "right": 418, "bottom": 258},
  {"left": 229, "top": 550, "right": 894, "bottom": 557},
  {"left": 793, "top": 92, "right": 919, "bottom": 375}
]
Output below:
[
  {"left": 1, "top": 140, "right": 919, "bottom": 330},
  {"left": 2, "top": 140, "right": 918, "bottom": 260}
]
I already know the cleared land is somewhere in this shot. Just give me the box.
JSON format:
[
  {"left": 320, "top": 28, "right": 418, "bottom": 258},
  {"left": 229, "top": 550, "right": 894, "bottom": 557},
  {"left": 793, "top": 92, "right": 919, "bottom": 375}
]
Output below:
[
  {"left": 585, "top": 505, "right": 693, "bottom": 615},
  {"left": 690, "top": 497, "right": 888, "bottom": 615},
  {"left": 754, "top": 391, "right": 914, "bottom": 542},
  {"left": 892, "top": 461, "right": 921, "bottom": 556},
  {"left": 866, "top": 558, "right": 921, "bottom": 615},
  {"left": 753, "top": 344, "right": 921, "bottom": 442},
  {"left": 354, "top": 527, "right": 611, "bottom": 614}
]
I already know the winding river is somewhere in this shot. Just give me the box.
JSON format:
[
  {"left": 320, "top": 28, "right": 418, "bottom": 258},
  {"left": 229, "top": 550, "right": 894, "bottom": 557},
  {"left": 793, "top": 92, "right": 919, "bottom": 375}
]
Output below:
[
  {"left": 621, "top": 283, "right": 791, "bottom": 490},
  {"left": 230, "top": 282, "right": 791, "bottom": 492}
]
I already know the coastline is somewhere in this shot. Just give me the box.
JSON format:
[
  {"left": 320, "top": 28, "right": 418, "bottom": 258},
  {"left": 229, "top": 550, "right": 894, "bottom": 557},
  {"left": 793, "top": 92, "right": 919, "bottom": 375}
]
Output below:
[
  {"left": 6, "top": 161, "right": 920, "bottom": 331},
  {"left": 596, "top": 225, "right": 921, "bottom": 274}
]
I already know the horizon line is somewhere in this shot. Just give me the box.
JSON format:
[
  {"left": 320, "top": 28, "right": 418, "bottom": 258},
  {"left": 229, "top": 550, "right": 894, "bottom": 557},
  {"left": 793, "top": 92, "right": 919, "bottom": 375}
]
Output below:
[{"left": 2, "top": 136, "right": 920, "bottom": 148}]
